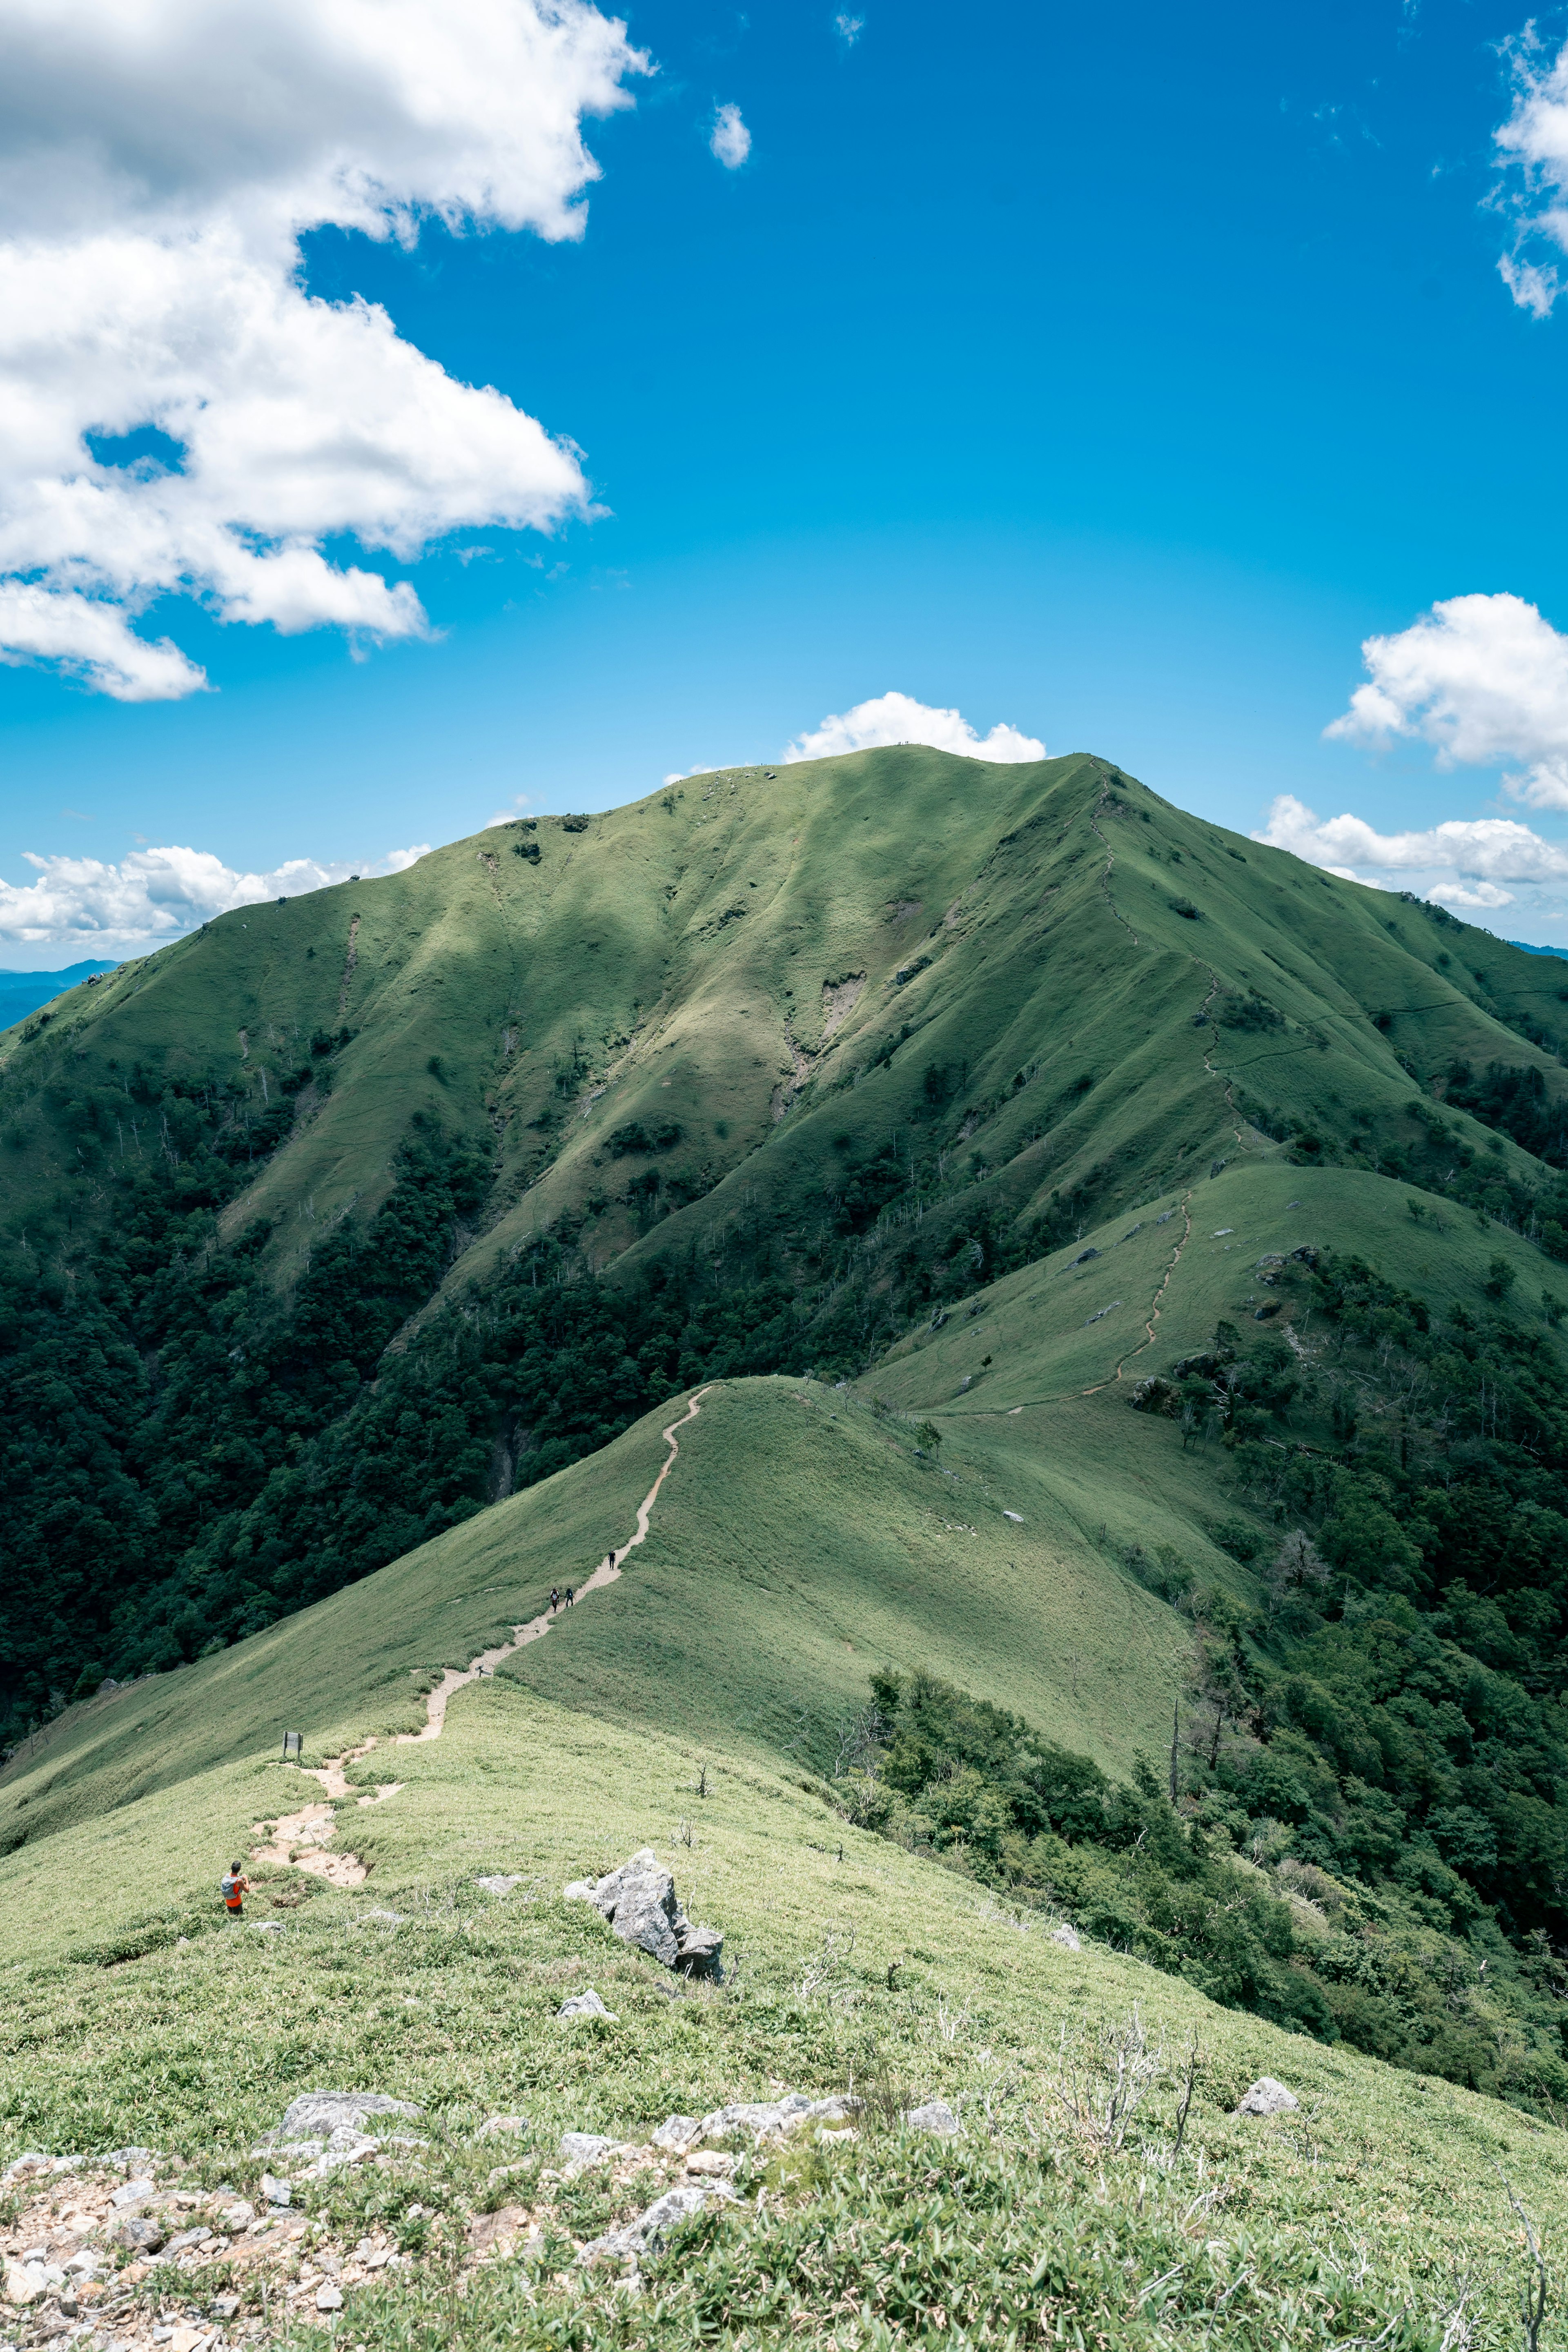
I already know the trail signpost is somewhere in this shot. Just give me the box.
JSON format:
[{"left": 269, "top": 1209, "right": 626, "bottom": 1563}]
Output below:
[{"left": 281, "top": 1730, "right": 303, "bottom": 1762}]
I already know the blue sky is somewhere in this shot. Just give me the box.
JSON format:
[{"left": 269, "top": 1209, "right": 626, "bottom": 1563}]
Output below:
[{"left": 6, "top": 0, "right": 1568, "bottom": 960}]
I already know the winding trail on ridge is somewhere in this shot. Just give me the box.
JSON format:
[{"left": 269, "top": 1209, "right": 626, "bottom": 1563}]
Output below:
[
  {"left": 402, "top": 1383, "right": 713, "bottom": 1742},
  {"left": 280, "top": 1389, "right": 712, "bottom": 1857},
  {"left": 1080, "top": 1192, "right": 1193, "bottom": 1396}
]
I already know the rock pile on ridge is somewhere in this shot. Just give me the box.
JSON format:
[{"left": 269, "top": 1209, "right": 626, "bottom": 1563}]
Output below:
[{"left": 564, "top": 1849, "right": 724, "bottom": 1979}]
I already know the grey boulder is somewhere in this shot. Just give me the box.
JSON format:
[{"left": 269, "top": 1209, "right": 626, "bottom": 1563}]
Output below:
[
  {"left": 905, "top": 2099, "right": 963, "bottom": 2137},
  {"left": 1049, "top": 1923, "right": 1082, "bottom": 1951},
  {"left": 1234, "top": 2077, "right": 1298, "bottom": 2118},
  {"left": 559, "top": 2133, "right": 621, "bottom": 2167},
  {"left": 567, "top": 1849, "right": 725, "bottom": 1980}
]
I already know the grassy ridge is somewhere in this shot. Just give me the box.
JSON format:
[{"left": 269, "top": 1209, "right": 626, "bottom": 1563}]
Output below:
[{"left": 0, "top": 1373, "right": 1197, "bottom": 1866}]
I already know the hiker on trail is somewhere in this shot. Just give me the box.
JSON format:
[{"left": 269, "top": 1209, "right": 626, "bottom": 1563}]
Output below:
[
  {"left": 566, "top": 1586, "right": 575, "bottom": 1608},
  {"left": 550, "top": 1586, "right": 559, "bottom": 1613},
  {"left": 220, "top": 1861, "right": 249, "bottom": 1918}
]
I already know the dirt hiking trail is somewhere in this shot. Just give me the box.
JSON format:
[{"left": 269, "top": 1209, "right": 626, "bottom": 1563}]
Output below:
[
  {"left": 263, "top": 1391, "right": 712, "bottom": 1872},
  {"left": 401, "top": 1383, "right": 712, "bottom": 1742}
]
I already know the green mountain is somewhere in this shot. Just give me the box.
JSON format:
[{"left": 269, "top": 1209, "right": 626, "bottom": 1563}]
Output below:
[{"left": 10, "top": 747, "right": 1568, "bottom": 2344}]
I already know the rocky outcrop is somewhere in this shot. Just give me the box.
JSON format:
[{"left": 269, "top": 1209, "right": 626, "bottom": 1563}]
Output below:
[
  {"left": 257, "top": 2091, "right": 422, "bottom": 2146},
  {"left": 564, "top": 1849, "right": 725, "bottom": 1979}
]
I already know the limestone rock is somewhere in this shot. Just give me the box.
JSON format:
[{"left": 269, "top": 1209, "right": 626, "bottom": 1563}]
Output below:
[
  {"left": 684, "top": 2151, "right": 735, "bottom": 2177},
  {"left": 559, "top": 2132, "right": 620, "bottom": 2167},
  {"left": 1234, "top": 2077, "right": 1298, "bottom": 2118},
  {"left": 905, "top": 2099, "right": 962, "bottom": 2137},
  {"left": 316, "top": 2283, "right": 345, "bottom": 2311},
  {"left": 651, "top": 2116, "right": 701, "bottom": 2150},
  {"left": 582, "top": 2180, "right": 738, "bottom": 2267},
  {"left": 568, "top": 1849, "right": 725, "bottom": 1980},
  {"left": 1050, "top": 1922, "right": 1082, "bottom": 1951},
  {"left": 692, "top": 2094, "right": 858, "bottom": 2144},
  {"left": 557, "top": 1987, "right": 618, "bottom": 2020},
  {"left": 259, "top": 2175, "right": 292, "bottom": 2207},
  {"left": 476, "top": 2115, "right": 529, "bottom": 2141},
  {"left": 115, "top": 2216, "right": 166, "bottom": 2252},
  {"left": 4, "top": 2262, "right": 42, "bottom": 2307},
  {"left": 475, "top": 1875, "right": 523, "bottom": 1897},
  {"left": 258, "top": 2090, "right": 422, "bottom": 2147},
  {"left": 675, "top": 1923, "right": 725, "bottom": 1979}
]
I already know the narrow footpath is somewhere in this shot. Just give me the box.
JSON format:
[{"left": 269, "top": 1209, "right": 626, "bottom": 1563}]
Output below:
[{"left": 252, "top": 1389, "right": 711, "bottom": 1882}]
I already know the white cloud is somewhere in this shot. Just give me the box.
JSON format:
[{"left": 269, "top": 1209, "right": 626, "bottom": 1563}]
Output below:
[
  {"left": 835, "top": 14, "right": 865, "bottom": 45},
  {"left": 784, "top": 690, "right": 1045, "bottom": 765},
  {"left": 1251, "top": 792, "right": 1568, "bottom": 915},
  {"left": 0, "top": 0, "right": 651, "bottom": 699},
  {"left": 1494, "top": 27, "right": 1568, "bottom": 316},
  {"left": 0, "top": 839, "right": 428, "bottom": 953},
  {"left": 1325, "top": 592, "right": 1568, "bottom": 809},
  {"left": 710, "top": 104, "right": 751, "bottom": 169}
]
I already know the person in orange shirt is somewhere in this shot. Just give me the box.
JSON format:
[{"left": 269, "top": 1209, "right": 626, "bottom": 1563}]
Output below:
[{"left": 220, "top": 1862, "right": 249, "bottom": 1918}]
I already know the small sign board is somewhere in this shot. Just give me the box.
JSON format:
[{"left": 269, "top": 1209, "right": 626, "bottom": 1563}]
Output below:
[{"left": 281, "top": 1730, "right": 303, "bottom": 1761}]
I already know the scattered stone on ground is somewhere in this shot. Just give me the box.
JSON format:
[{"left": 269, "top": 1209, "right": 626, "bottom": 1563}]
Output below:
[
  {"left": 0, "top": 2080, "right": 882, "bottom": 2348},
  {"left": 558, "top": 2134, "right": 624, "bottom": 2169},
  {"left": 564, "top": 1848, "right": 726, "bottom": 1979},
  {"left": 474, "top": 1875, "right": 524, "bottom": 1897},
  {"left": 557, "top": 1987, "right": 617, "bottom": 2020},
  {"left": 905, "top": 2099, "right": 963, "bottom": 2136},
  {"left": 1234, "top": 2078, "right": 1298, "bottom": 2118},
  {"left": 1050, "top": 1923, "right": 1082, "bottom": 1951}
]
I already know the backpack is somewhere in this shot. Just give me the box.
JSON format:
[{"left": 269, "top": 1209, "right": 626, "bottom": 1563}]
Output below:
[{"left": 220, "top": 1873, "right": 241, "bottom": 1903}]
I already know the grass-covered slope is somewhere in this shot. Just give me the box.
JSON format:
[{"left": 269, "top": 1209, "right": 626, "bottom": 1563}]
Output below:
[{"left": 3, "top": 1656, "right": 1567, "bottom": 2352}]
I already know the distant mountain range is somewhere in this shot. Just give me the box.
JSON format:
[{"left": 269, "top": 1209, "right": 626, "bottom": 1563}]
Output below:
[
  {"left": 1508, "top": 938, "right": 1568, "bottom": 960},
  {"left": 0, "top": 961, "right": 117, "bottom": 1028}
]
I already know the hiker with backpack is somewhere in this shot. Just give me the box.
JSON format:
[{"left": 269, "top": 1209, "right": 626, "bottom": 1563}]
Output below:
[{"left": 220, "top": 1861, "right": 249, "bottom": 1918}]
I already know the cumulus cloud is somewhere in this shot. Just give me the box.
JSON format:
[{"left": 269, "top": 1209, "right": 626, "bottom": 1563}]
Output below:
[
  {"left": 710, "top": 104, "right": 751, "bottom": 169},
  {"left": 835, "top": 14, "right": 865, "bottom": 45},
  {"left": 784, "top": 690, "right": 1045, "bottom": 765},
  {"left": 0, "top": 839, "right": 428, "bottom": 953},
  {"left": 0, "top": 0, "right": 651, "bottom": 699},
  {"left": 1325, "top": 592, "right": 1568, "bottom": 810},
  {"left": 1494, "top": 27, "right": 1568, "bottom": 317},
  {"left": 1252, "top": 793, "right": 1568, "bottom": 914}
]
